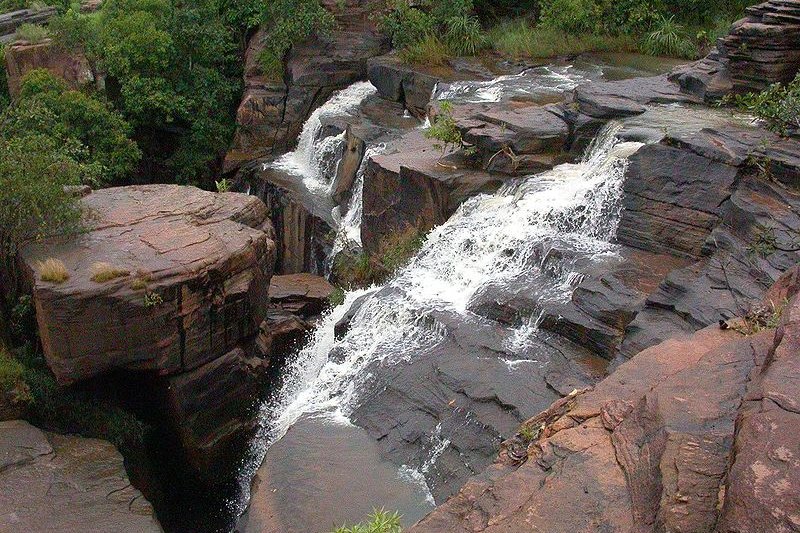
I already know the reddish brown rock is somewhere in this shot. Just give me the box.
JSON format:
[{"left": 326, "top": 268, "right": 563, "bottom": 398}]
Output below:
[
  {"left": 269, "top": 273, "right": 334, "bottom": 318},
  {"left": 0, "top": 420, "right": 161, "bottom": 532},
  {"left": 20, "top": 185, "right": 275, "bottom": 385},
  {"left": 4, "top": 39, "right": 93, "bottom": 98},
  {"left": 410, "top": 282, "right": 800, "bottom": 533}
]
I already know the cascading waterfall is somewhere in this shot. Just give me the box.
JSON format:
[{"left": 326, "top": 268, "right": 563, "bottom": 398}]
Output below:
[
  {"left": 330, "top": 142, "right": 386, "bottom": 258},
  {"left": 271, "top": 81, "right": 377, "bottom": 194},
  {"left": 241, "top": 123, "right": 644, "bottom": 505}
]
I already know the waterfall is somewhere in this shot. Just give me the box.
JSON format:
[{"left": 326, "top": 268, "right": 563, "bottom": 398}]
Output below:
[
  {"left": 260, "top": 123, "right": 642, "bottom": 449},
  {"left": 330, "top": 142, "right": 386, "bottom": 259},
  {"left": 271, "top": 81, "right": 377, "bottom": 193}
]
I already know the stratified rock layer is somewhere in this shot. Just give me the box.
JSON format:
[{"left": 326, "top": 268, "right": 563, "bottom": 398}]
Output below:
[
  {"left": 0, "top": 420, "right": 161, "bottom": 532},
  {"left": 410, "top": 275, "right": 800, "bottom": 533}
]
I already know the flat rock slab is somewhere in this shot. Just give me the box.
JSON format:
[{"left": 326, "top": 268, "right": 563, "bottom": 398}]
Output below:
[
  {"left": 20, "top": 185, "right": 276, "bottom": 384},
  {"left": 269, "top": 273, "right": 334, "bottom": 317},
  {"left": 0, "top": 420, "right": 160, "bottom": 532}
]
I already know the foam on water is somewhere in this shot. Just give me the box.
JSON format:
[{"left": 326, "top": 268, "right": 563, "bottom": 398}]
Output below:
[{"left": 271, "top": 81, "right": 377, "bottom": 193}]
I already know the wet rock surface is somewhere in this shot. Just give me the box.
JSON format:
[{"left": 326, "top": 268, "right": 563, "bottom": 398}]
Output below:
[
  {"left": 0, "top": 420, "right": 161, "bottom": 532},
  {"left": 410, "top": 282, "right": 800, "bottom": 533},
  {"left": 4, "top": 39, "right": 93, "bottom": 97}
]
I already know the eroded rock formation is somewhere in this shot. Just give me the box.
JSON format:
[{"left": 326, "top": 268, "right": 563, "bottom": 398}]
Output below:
[
  {"left": 410, "top": 269, "right": 800, "bottom": 533},
  {"left": 19, "top": 185, "right": 277, "bottom": 470},
  {"left": 0, "top": 420, "right": 161, "bottom": 532}
]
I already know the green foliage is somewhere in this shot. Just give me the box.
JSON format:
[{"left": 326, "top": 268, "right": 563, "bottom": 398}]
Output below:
[
  {"left": 539, "top": 0, "right": 602, "bottom": 34},
  {"left": 13, "top": 344, "right": 148, "bottom": 451},
  {"left": 333, "top": 509, "right": 403, "bottom": 533},
  {"left": 329, "top": 286, "right": 345, "bottom": 307},
  {"left": 259, "top": 0, "right": 336, "bottom": 80},
  {"left": 724, "top": 75, "right": 800, "bottom": 136},
  {"left": 489, "top": 20, "right": 635, "bottom": 59},
  {"left": 444, "top": 15, "right": 486, "bottom": 56},
  {"left": 398, "top": 35, "right": 450, "bottom": 66},
  {"left": 641, "top": 15, "right": 697, "bottom": 59},
  {"left": 380, "top": 0, "right": 435, "bottom": 51},
  {"left": 215, "top": 177, "right": 231, "bottom": 192},
  {"left": 2, "top": 69, "right": 141, "bottom": 187},
  {"left": 15, "top": 22, "right": 49, "bottom": 43},
  {"left": 0, "top": 132, "right": 83, "bottom": 254},
  {"left": 143, "top": 292, "right": 164, "bottom": 308},
  {"left": 424, "top": 101, "right": 464, "bottom": 163},
  {"left": 0, "top": 345, "right": 31, "bottom": 407}
]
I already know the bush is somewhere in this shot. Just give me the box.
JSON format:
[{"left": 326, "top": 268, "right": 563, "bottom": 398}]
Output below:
[
  {"left": 0, "top": 133, "right": 82, "bottom": 255},
  {"left": 489, "top": 21, "right": 636, "bottom": 59},
  {"left": 398, "top": 35, "right": 450, "bottom": 66},
  {"left": 333, "top": 509, "right": 402, "bottom": 533},
  {"left": 15, "top": 23, "right": 49, "bottom": 43},
  {"left": 2, "top": 70, "right": 141, "bottom": 187},
  {"left": 724, "top": 75, "right": 800, "bottom": 136},
  {"left": 380, "top": 0, "right": 435, "bottom": 51},
  {"left": 425, "top": 101, "right": 465, "bottom": 163},
  {"left": 0, "top": 346, "right": 31, "bottom": 407},
  {"left": 641, "top": 15, "right": 698, "bottom": 59},
  {"left": 539, "top": 0, "right": 602, "bottom": 34},
  {"left": 445, "top": 15, "right": 486, "bottom": 56}
]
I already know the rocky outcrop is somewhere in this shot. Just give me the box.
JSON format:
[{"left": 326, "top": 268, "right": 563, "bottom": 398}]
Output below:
[
  {"left": 224, "top": 0, "right": 389, "bottom": 173},
  {"left": 410, "top": 275, "right": 800, "bottom": 533},
  {"left": 0, "top": 7, "right": 56, "bottom": 43},
  {"left": 672, "top": 0, "right": 800, "bottom": 99},
  {"left": 4, "top": 39, "right": 93, "bottom": 97},
  {"left": 0, "top": 420, "right": 161, "bottom": 532},
  {"left": 361, "top": 130, "right": 506, "bottom": 254},
  {"left": 19, "top": 185, "right": 277, "bottom": 471}
]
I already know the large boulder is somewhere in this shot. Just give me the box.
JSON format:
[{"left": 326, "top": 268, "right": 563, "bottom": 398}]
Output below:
[
  {"left": 0, "top": 420, "right": 161, "bottom": 532},
  {"left": 19, "top": 185, "right": 277, "bottom": 471},
  {"left": 4, "top": 39, "right": 93, "bottom": 98}
]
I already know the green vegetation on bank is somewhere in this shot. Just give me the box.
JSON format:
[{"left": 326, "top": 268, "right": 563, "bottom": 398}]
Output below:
[
  {"left": 381, "top": 0, "right": 759, "bottom": 65},
  {"left": 725, "top": 74, "right": 800, "bottom": 136},
  {"left": 333, "top": 227, "right": 426, "bottom": 288},
  {"left": 333, "top": 509, "right": 403, "bottom": 533}
]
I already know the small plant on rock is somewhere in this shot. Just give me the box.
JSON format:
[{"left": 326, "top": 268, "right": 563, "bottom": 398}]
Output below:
[
  {"left": 38, "top": 258, "right": 69, "bottom": 284},
  {"left": 15, "top": 23, "right": 49, "bottom": 44},
  {"left": 333, "top": 508, "right": 403, "bottom": 533},
  {"left": 215, "top": 178, "right": 231, "bottom": 193},
  {"left": 89, "top": 262, "right": 130, "bottom": 283},
  {"left": 143, "top": 292, "right": 164, "bottom": 308},
  {"left": 425, "top": 101, "right": 467, "bottom": 167}
]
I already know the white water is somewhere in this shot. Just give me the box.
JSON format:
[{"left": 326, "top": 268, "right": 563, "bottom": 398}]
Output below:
[
  {"left": 330, "top": 143, "right": 386, "bottom": 258},
  {"left": 436, "top": 65, "right": 600, "bottom": 103},
  {"left": 251, "top": 125, "right": 642, "bottom": 497},
  {"left": 271, "top": 81, "right": 377, "bottom": 194}
]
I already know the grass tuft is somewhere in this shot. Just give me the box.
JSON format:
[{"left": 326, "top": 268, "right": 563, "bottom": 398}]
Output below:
[
  {"left": 89, "top": 262, "right": 130, "bottom": 283},
  {"left": 398, "top": 34, "right": 451, "bottom": 66},
  {"left": 38, "top": 258, "right": 69, "bottom": 284},
  {"left": 333, "top": 509, "right": 403, "bottom": 533},
  {"left": 15, "top": 23, "right": 49, "bottom": 44}
]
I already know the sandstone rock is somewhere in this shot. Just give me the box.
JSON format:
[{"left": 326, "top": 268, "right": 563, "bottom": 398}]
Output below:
[
  {"left": 0, "top": 420, "right": 161, "bottom": 532},
  {"left": 256, "top": 310, "right": 311, "bottom": 360},
  {"left": 269, "top": 273, "right": 334, "bottom": 318},
  {"left": 4, "top": 39, "right": 93, "bottom": 97},
  {"left": 410, "top": 304, "right": 794, "bottom": 533},
  {"left": 672, "top": 0, "right": 800, "bottom": 99},
  {"left": 224, "top": 1, "right": 389, "bottom": 173},
  {"left": 20, "top": 185, "right": 276, "bottom": 385},
  {"left": 367, "top": 55, "right": 440, "bottom": 118},
  {"left": 0, "top": 7, "right": 57, "bottom": 42},
  {"left": 361, "top": 130, "right": 507, "bottom": 254}
]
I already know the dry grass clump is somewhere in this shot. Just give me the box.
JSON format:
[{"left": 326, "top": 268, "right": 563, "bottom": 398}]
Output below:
[
  {"left": 38, "top": 258, "right": 69, "bottom": 284},
  {"left": 89, "top": 262, "right": 130, "bottom": 283}
]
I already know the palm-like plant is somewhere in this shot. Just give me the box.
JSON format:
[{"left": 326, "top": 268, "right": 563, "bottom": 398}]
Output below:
[{"left": 642, "top": 15, "right": 697, "bottom": 59}]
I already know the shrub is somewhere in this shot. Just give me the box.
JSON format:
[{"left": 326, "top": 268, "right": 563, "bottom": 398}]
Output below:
[
  {"left": 38, "top": 258, "right": 70, "bottom": 283},
  {"left": 89, "top": 262, "right": 130, "bottom": 283},
  {"left": 380, "top": 1, "right": 435, "bottom": 50},
  {"left": 444, "top": 15, "right": 485, "bottom": 56},
  {"left": 0, "top": 346, "right": 31, "bottom": 407},
  {"left": 15, "top": 23, "right": 49, "bottom": 43},
  {"left": 333, "top": 509, "right": 403, "bottom": 533},
  {"left": 425, "top": 101, "right": 465, "bottom": 164},
  {"left": 398, "top": 35, "right": 450, "bottom": 66},
  {"left": 539, "top": 0, "right": 602, "bottom": 34},
  {"left": 3, "top": 69, "right": 141, "bottom": 187},
  {"left": 0, "top": 133, "right": 82, "bottom": 255},
  {"left": 377, "top": 227, "right": 426, "bottom": 274},
  {"left": 143, "top": 292, "right": 164, "bottom": 308},
  {"left": 641, "top": 15, "right": 698, "bottom": 59},
  {"left": 724, "top": 75, "right": 800, "bottom": 136}
]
